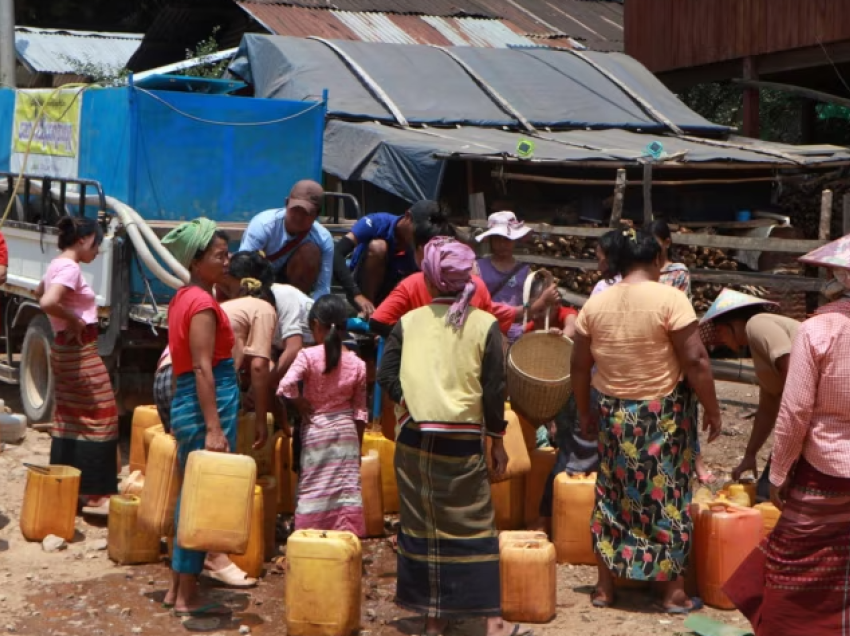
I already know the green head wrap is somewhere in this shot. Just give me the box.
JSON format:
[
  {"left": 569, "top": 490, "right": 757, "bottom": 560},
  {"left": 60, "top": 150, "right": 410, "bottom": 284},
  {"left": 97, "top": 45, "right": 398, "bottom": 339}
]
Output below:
[{"left": 161, "top": 218, "right": 219, "bottom": 270}]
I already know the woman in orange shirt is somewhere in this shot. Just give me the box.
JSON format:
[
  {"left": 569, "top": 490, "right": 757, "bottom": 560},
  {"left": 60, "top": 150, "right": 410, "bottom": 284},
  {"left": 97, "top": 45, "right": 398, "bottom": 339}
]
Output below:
[{"left": 571, "top": 229, "right": 721, "bottom": 613}]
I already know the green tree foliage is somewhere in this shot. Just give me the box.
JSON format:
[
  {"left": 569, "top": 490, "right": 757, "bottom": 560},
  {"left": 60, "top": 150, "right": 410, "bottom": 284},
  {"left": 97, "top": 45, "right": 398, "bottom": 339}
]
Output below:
[
  {"left": 60, "top": 56, "right": 129, "bottom": 86},
  {"left": 678, "top": 81, "right": 850, "bottom": 145},
  {"left": 180, "top": 27, "right": 228, "bottom": 79}
]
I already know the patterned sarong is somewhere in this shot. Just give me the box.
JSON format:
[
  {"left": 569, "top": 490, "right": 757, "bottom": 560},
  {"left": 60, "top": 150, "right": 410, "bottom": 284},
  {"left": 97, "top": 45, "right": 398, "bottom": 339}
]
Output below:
[
  {"left": 724, "top": 458, "right": 850, "bottom": 635},
  {"left": 395, "top": 421, "right": 500, "bottom": 618},
  {"left": 49, "top": 326, "right": 119, "bottom": 496},
  {"left": 591, "top": 382, "right": 696, "bottom": 581},
  {"left": 170, "top": 360, "right": 240, "bottom": 575},
  {"left": 295, "top": 409, "right": 365, "bottom": 536}
]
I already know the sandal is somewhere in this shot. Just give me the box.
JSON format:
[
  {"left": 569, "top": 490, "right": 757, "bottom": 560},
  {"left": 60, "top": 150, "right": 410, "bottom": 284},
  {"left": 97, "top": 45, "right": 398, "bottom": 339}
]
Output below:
[
  {"left": 653, "top": 597, "right": 704, "bottom": 615},
  {"left": 81, "top": 501, "right": 110, "bottom": 517},
  {"left": 508, "top": 624, "right": 534, "bottom": 636},
  {"left": 204, "top": 563, "right": 257, "bottom": 588},
  {"left": 590, "top": 589, "right": 615, "bottom": 609},
  {"left": 171, "top": 603, "right": 231, "bottom": 618}
]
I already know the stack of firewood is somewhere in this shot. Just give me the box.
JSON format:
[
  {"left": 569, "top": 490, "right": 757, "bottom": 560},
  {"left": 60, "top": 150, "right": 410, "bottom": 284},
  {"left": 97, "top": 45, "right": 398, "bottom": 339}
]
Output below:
[
  {"left": 526, "top": 228, "right": 769, "bottom": 312},
  {"left": 777, "top": 171, "right": 850, "bottom": 240}
]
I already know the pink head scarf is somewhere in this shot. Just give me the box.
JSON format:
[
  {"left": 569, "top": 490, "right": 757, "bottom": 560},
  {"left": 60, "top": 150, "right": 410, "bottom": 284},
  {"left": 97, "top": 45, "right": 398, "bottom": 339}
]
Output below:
[{"left": 422, "top": 237, "right": 477, "bottom": 330}]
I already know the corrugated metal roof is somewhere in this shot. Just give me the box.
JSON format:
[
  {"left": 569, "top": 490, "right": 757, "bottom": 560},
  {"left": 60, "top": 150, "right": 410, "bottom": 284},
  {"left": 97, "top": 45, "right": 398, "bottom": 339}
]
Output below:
[
  {"left": 239, "top": 0, "right": 623, "bottom": 49},
  {"left": 235, "top": 0, "right": 497, "bottom": 18},
  {"left": 14, "top": 27, "right": 143, "bottom": 74},
  {"left": 238, "top": 3, "right": 539, "bottom": 47}
]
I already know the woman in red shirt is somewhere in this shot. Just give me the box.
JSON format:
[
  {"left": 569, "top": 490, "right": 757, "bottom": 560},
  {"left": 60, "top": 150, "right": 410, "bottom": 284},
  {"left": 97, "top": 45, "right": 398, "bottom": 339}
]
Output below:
[{"left": 161, "top": 218, "right": 238, "bottom": 618}]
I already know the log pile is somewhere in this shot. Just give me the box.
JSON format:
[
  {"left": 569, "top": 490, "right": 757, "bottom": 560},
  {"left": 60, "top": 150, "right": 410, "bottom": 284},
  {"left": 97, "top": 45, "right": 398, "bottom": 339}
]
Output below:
[
  {"left": 777, "top": 172, "right": 850, "bottom": 239},
  {"left": 527, "top": 228, "right": 766, "bottom": 311}
]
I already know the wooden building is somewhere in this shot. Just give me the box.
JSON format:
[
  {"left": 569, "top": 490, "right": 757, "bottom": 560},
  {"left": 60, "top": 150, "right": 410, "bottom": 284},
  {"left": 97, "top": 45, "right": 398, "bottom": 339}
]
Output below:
[{"left": 624, "top": 0, "right": 850, "bottom": 138}]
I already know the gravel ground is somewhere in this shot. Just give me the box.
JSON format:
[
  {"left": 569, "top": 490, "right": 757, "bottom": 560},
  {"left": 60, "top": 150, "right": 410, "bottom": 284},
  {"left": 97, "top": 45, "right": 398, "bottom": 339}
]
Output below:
[{"left": 0, "top": 380, "right": 767, "bottom": 636}]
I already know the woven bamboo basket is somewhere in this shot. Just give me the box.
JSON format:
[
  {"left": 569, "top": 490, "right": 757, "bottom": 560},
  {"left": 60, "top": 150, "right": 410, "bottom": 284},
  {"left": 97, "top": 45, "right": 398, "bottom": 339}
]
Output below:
[{"left": 507, "top": 271, "right": 573, "bottom": 424}]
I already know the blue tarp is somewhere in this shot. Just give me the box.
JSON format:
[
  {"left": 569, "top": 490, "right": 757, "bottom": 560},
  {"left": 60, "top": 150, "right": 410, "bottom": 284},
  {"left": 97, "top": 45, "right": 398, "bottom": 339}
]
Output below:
[{"left": 229, "top": 34, "right": 729, "bottom": 134}]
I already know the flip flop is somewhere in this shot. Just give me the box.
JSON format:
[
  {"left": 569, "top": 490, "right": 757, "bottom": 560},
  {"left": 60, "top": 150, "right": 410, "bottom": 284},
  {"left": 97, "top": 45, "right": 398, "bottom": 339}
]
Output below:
[
  {"left": 590, "top": 590, "right": 614, "bottom": 609},
  {"left": 162, "top": 602, "right": 174, "bottom": 609},
  {"left": 171, "top": 603, "right": 231, "bottom": 618},
  {"left": 508, "top": 624, "right": 534, "bottom": 636},
  {"left": 654, "top": 597, "right": 704, "bottom": 615},
  {"left": 204, "top": 563, "right": 258, "bottom": 588}
]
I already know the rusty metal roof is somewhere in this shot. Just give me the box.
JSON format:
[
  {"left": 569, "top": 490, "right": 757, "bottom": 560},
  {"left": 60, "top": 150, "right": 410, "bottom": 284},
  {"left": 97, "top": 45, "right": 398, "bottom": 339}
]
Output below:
[
  {"left": 238, "top": 3, "right": 543, "bottom": 47},
  {"left": 239, "top": 0, "right": 623, "bottom": 49},
  {"left": 236, "top": 0, "right": 497, "bottom": 17}
]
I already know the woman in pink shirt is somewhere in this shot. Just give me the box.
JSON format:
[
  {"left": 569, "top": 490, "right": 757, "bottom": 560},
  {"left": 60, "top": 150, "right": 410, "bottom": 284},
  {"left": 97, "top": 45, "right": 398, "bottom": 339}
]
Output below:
[
  {"left": 725, "top": 234, "right": 850, "bottom": 636},
  {"left": 38, "top": 217, "right": 118, "bottom": 516}
]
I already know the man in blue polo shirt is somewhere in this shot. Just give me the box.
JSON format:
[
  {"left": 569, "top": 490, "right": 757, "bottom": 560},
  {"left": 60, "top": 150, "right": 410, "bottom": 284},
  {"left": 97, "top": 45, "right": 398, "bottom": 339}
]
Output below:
[
  {"left": 240, "top": 180, "right": 333, "bottom": 299},
  {"left": 333, "top": 201, "right": 439, "bottom": 317}
]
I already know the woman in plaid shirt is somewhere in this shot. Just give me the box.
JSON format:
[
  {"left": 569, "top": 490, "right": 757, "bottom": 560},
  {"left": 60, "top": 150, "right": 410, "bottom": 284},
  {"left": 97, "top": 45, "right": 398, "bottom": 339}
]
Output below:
[{"left": 725, "top": 234, "right": 850, "bottom": 636}]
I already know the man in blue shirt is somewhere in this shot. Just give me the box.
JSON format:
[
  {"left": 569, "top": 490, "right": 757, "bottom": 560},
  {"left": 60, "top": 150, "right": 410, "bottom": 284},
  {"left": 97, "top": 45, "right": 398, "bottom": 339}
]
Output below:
[
  {"left": 239, "top": 180, "right": 333, "bottom": 300},
  {"left": 333, "top": 201, "right": 438, "bottom": 316}
]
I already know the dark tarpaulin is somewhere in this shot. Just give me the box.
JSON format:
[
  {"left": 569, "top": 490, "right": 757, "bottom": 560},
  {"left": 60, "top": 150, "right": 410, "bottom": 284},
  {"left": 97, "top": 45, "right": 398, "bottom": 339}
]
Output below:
[
  {"left": 323, "top": 120, "right": 621, "bottom": 202},
  {"left": 229, "top": 34, "right": 728, "bottom": 133}
]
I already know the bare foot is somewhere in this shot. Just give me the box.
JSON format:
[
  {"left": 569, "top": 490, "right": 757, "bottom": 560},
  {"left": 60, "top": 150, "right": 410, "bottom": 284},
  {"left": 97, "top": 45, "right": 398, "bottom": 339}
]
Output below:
[
  {"left": 695, "top": 455, "right": 716, "bottom": 484},
  {"left": 486, "top": 617, "right": 527, "bottom": 636}
]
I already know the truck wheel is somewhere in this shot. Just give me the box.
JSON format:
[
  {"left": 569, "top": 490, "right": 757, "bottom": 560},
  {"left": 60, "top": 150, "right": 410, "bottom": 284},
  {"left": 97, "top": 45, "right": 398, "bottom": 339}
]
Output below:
[{"left": 21, "top": 315, "right": 55, "bottom": 423}]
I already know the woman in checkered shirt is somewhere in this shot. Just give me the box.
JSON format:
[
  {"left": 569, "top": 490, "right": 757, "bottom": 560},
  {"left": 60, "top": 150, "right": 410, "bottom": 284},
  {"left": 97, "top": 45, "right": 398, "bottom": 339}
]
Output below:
[{"left": 724, "top": 234, "right": 850, "bottom": 636}]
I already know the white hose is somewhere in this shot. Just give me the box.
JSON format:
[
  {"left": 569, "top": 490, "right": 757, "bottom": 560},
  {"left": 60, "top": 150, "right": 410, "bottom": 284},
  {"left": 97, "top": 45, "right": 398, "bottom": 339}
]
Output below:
[{"left": 0, "top": 180, "right": 188, "bottom": 289}]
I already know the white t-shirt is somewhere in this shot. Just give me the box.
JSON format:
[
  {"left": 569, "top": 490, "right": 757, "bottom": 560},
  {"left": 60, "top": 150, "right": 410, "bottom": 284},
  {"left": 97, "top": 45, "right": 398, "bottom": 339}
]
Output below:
[{"left": 271, "top": 284, "right": 314, "bottom": 349}]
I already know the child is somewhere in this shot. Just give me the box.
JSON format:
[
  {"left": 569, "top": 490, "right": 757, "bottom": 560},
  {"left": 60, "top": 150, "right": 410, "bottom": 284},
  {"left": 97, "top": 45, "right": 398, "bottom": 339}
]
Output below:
[
  {"left": 524, "top": 275, "right": 598, "bottom": 534},
  {"left": 524, "top": 273, "right": 578, "bottom": 337},
  {"left": 277, "top": 295, "right": 368, "bottom": 537}
]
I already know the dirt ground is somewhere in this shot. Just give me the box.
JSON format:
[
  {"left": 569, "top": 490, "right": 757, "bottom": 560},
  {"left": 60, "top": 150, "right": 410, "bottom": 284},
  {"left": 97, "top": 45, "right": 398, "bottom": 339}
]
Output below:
[{"left": 0, "top": 380, "right": 767, "bottom": 636}]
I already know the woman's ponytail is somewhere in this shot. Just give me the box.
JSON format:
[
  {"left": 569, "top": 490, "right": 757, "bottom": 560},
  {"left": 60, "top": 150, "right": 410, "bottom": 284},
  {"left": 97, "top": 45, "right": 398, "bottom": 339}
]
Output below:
[
  {"left": 307, "top": 294, "right": 349, "bottom": 374},
  {"left": 324, "top": 323, "right": 342, "bottom": 374}
]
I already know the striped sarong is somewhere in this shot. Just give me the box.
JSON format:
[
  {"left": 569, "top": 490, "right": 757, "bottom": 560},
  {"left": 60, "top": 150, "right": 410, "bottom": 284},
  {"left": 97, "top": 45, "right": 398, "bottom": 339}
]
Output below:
[
  {"left": 170, "top": 360, "right": 240, "bottom": 575},
  {"left": 724, "top": 458, "right": 850, "bottom": 635},
  {"left": 49, "top": 326, "right": 119, "bottom": 496},
  {"left": 395, "top": 421, "right": 500, "bottom": 618},
  {"left": 295, "top": 409, "right": 365, "bottom": 536}
]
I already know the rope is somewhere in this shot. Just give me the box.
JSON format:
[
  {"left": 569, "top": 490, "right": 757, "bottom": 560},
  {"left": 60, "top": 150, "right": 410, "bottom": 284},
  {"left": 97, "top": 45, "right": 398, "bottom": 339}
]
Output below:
[
  {"left": 133, "top": 87, "right": 324, "bottom": 126},
  {"left": 1, "top": 84, "right": 90, "bottom": 230}
]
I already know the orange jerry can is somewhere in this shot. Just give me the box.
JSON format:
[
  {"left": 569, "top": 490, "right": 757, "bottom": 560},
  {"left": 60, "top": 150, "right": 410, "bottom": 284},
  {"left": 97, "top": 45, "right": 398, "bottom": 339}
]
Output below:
[
  {"left": 486, "top": 408, "right": 531, "bottom": 483},
  {"left": 138, "top": 433, "right": 182, "bottom": 537},
  {"left": 499, "top": 530, "right": 547, "bottom": 551},
  {"left": 552, "top": 473, "right": 596, "bottom": 565},
  {"left": 754, "top": 502, "right": 781, "bottom": 538},
  {"left": 361, "top": 450, "right": 384, "bottom": 538},
  {"left": 237, "top": 412, "right": 275, "bottom": 476},
  {"left": 691, "top": 502, "right": 762, "bottom": 610},
  {"left": 176, "top": 451, "right": 257, "bottom": 554},
  {"left": 524, "top": 447, "right": 557, "bottom": 526},
  {"left": 286, "top": 530, "right": 362, "bottom": 636},
  {"left": 257, "top": 475, "right": 278, "bottom": 560},
  {"left": 229, "top": 485, "right": 265, "bottom": 579},
  {"left": 108, "top": 495, "right": 161, "bottom": 565},
  {"left": 273, "top": 432, "right": 298, "bottom": 515},
  {"left": 491, "top": 476, "right": 526, "bottom": 532},
  {"left": 130, "top": 406, "right": 163, "bottom": 474},
  {"left": 20, "top": 465, "right": 81, "bottom": 541},
  {"left": 142, "top": 424, "right": 165, "bottom": 471},
  {"left": 361, "top": 432, "right": 398, "bottom": 513},
  {"left": 501, "top": 539, "right": 557, "bottom": 623}
]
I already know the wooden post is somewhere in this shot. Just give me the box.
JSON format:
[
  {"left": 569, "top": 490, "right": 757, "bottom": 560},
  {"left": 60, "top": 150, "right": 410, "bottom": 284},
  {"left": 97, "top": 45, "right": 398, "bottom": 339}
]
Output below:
[
  {"left": 609, "top": 168, "right": 626, "bottom": 228},
  {"left": 843, "top": 193, "right": 850, "bottom": 236},
  {"left": 743, "top": 57, "right": 760, "bottom": 138},
  {"left": 819, "top": 189, "right": 834, "bottom": 241},
  {"left": 642, "top": 162, "right": 653, "bottom": 225},
  {"left": 819, "top": 189, "right": 834, "bottom": 279}
]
